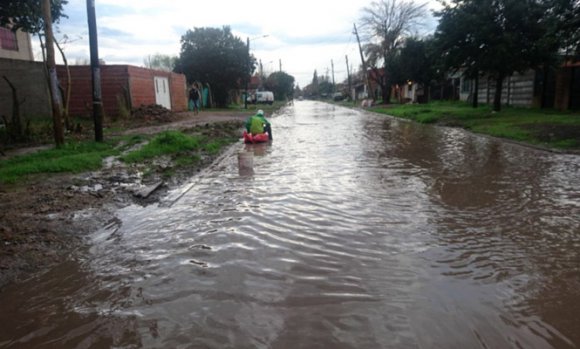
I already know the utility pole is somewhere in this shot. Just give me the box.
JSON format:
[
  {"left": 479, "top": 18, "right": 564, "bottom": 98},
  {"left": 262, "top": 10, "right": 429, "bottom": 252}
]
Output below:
[
  {"left": 353, "top": 23, "right": 372, "bottom": 100},
  {"left": 331, "top": 59, "right": 335, "bottom": 92},
  {"left": 279, "top": 59, "right": 282, "bottom": 72},
  {"left": 244, "top": 35, "right": 268, "bottom": 108},
  {"left": 346, "top": 55, "right": 352, "bottom": 100},
  {"left": 245, "top": 37, "right": 249, "bottom": 109},
  {"left": 42, "top": 0, "right": 64, "bottom": 146},
  {"left": 259, "top": 59, "right": 264, "bottom": 89},
  {"left": 87, "top": 0, "right": 104, "bottom": 142}
]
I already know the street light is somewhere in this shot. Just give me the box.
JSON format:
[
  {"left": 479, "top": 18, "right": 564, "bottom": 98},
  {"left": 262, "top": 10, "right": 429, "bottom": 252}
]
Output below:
[{"left": 244, "top": 35, "right": 269, "bottom": 109}]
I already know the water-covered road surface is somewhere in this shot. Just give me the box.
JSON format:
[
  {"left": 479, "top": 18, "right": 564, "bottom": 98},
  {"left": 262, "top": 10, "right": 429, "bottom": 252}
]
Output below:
[{"left": 1, "top": 101, "right": 579, "bottom": 348}]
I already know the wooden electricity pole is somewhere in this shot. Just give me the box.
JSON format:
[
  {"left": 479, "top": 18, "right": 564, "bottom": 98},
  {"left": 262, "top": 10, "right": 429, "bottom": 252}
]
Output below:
[
  {"left": 331, "top": 59, "right": 335, "bottom": 92},
  {"left": 346, "top": 55, "right": 352, "bottom": 100},
  {"left": 87, "top": 0, "right": 104, "bottom": 142},
  {"left": 353, "top": 23, "right": 372, "bottom": 100}
]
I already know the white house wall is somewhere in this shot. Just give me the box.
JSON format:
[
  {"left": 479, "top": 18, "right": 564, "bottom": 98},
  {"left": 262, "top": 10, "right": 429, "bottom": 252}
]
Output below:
[{"left": 0, "top": 28, "right": 33, "bottom": 61}]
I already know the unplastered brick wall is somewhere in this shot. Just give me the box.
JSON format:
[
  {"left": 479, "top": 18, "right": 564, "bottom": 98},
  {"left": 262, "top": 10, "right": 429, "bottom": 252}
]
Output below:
[
  {"left": 57, "top": 65, "right": 187, "bottom": 118},
  {"left": 57, "top": 65, "right": 130, "bottom": 118},
  {"left": 127, "top": 66, "right": 186, "bottom": 112}
]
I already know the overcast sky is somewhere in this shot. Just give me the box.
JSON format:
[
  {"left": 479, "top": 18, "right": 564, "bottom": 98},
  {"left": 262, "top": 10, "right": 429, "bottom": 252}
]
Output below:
[{"left": 47, "top": 0, "right": 441, "bottom": 87}]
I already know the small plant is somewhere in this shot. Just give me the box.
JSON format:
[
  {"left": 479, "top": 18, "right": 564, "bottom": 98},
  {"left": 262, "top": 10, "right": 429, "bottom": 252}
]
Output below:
[
  {"left": 121, "top": 131, "right": 202, "bottom": 163},
  {"left": 116, "top": 93, "right": 131, "bottom": 121}
]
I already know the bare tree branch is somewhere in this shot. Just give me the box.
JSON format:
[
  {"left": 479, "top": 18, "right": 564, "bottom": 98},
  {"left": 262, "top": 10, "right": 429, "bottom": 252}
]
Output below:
[{"left": 358, "top": 0, "right": 428, "bottom": 103}]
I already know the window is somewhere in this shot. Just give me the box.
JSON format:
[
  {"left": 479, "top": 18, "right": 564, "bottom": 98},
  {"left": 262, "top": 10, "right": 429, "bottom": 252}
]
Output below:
[{"left": 0, "top": 27, "right": 18, "bottom": 51}]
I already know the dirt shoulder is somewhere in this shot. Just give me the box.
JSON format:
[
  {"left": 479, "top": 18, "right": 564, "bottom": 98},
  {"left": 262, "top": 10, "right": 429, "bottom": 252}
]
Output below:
[{"left": 0, "top": 110, "right": 251, "bottom": 290}]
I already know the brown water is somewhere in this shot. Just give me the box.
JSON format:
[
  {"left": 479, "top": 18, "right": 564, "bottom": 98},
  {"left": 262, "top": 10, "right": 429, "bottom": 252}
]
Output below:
[{"left": 1, "top": 101, "right": 579, "bottom": 348}]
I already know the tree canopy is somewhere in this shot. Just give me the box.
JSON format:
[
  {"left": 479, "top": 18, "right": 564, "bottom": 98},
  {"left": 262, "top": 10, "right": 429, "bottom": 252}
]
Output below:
[
  {"left": 264, "top": 71, "right": 295, "bottom": 101},
  {"left": 434, "top": 0, "right": 568, "bottom": 111},
  {"left": 396, "top": 37, "right": 435, "bottom": 86},
  {"left": 359, "top": 0, "right": 428, "bottom": 103},
  {"left": 174, "top": 26, "right": 255, "bottom": 108},
  {"left": 0, "top": 0, "right": 68, "bottom": 33},
  {"left": 550, "top": 0, "right": 580, "bottom": 55},
  {"left": 302, "top": 70, "right": 335, "bottom": 98},
  {"left": 144, "top": 53, "right": 178, "bottom": 72}
]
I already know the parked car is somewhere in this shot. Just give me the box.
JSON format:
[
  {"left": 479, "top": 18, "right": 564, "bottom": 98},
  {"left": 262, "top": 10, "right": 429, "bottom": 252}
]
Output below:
[
  {"left": 248, "top": 91, "right": 274, "bottom": 105},
  {"left": 332, "top": 92, "right": 344, "bottom": 101}
]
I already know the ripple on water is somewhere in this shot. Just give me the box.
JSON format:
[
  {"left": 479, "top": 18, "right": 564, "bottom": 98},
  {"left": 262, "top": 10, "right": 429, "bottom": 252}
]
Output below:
[{"left": 1, "top": 101, "right": 579, "bottom": 348}]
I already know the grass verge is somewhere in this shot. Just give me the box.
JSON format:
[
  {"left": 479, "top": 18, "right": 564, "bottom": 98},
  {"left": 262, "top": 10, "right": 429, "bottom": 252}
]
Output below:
[
  {"left": 0, "top": 142, "right": 119, "bottom": 184},
  {"left": 0, "top": 126, "right": 242, "bottom": 185},
  {"left": 372, "top": 101, "right": 580, "bottom": 151}
]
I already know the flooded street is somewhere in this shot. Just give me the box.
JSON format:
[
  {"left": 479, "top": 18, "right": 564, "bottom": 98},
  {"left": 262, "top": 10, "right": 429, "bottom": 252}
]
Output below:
[{"left": 1, "top": 101, "right": 579, "bottom": 348}]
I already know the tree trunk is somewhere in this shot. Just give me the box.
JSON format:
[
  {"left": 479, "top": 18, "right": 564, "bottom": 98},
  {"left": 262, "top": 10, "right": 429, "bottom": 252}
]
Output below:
[
  {"left": 493, "top": 75, "right": 504, "bottom": 112},
  {"left": 42, "top": 0, "right": 65, "bottom": 146},
  {"left": 2, "top": 76, "right": 22, "bottom": 139},
  {"left": 381, "top": 74, "right": 391, "bottom": 104},
  {"left": 55, "top": 40, "right": 72, "bottom": 131},
  {"left": 540, "top": 64, "right": 550, "bottom": 109},
  {"left": 472, "top": 75, "right": 479, "bottom": 108}
]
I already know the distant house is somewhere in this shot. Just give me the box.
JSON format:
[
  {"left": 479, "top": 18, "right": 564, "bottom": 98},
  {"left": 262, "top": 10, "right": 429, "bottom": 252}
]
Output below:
[{"left": 0, "top": 26, "right": 33, "bottom": 61}]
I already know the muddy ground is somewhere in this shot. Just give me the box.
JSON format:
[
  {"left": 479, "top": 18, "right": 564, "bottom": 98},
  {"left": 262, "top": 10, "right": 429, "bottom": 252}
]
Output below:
[{"left": 0, "top": 110, "right": 251, "bottom": 290}]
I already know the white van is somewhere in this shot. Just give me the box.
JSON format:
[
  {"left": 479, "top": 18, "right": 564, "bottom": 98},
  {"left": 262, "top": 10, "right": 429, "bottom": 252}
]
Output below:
[{"left": 255, "top": 91, "right": 274, "bottom": 105}]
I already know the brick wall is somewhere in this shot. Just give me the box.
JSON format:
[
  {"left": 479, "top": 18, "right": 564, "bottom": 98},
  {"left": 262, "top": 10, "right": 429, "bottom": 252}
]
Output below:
[
  {"left": 127, "top": 66, "right": 155, "bottom": 109},
  {"left": 58, "top": 65, "right": 131, "bottom": 118},
  {"left": 57, "top": 65, "right": 187, "bottom": 118},
  {"left": 2, "top": 61, "right": 187, "bottom": 121},
  {"left": 127, "top": 66, "right": 186, "bottom": 112},
  {"left": 169, "top": 72, "right": 187, "bottom": 112},
  {"left": 0, "top": 58, "right": 51, "bottom": 119}
]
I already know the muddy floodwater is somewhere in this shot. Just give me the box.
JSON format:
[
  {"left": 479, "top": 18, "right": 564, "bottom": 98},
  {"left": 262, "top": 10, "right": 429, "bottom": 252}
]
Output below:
[{"left": 1, "top": 101, "right": 579, "bottom": 348}]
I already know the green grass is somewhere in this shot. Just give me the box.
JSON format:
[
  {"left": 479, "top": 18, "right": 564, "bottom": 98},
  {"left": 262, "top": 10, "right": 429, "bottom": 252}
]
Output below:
[
  {"left": 121, "top": 131, "right": 203, "bottom": 163},
  {"left": 372, "top": 101, "right": 580, "bottom": 150},
  {"left": 0, "top": 129, "right": 241, "bottom": 185},
  {"left": 174, "top": 154, "right": 200, "bottom": 167},
  {"left": 202, "top": 139, "right": 233, "bottom": 155},
  {"left": 0, "top": 130, "right": 233, "bottom": 184},
  {"left": 0, "top": 142, "right": 118, "bottom": 184}
]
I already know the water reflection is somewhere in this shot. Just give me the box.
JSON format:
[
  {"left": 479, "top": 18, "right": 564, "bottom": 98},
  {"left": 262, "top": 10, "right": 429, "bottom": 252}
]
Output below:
[{"left": 0, "top": 101, "right": 578, "bottom": 348}]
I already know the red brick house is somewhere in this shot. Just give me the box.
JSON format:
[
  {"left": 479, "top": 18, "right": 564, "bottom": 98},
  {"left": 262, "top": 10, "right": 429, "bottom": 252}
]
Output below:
[{"left": 57, "top": 65, "right": 187, "bottom": 118}]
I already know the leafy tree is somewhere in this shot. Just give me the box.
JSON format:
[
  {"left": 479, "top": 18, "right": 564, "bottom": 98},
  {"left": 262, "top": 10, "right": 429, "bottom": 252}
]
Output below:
[
  {"left": 144, "top": 53, "right": 178, "bottom": 72},
  {"left": 434, "top": 0, "right": 565, "bottom": 111},
  {"left": 359, "top": 0, "right": 428, "bottom": 104},
  {"left": 174, "top": 26, "right": 255, "bottom": 108},
  {"left": 548, "top": 0, "right": 580, "bottom": 56},
  {"left": 398, "top": 37, "right": 435, "bottom": 88},
  {"left": 387, "top": 37, "right": 438, "bottom": 103},
  {"left": 312, "top": 70, "right": 319, "bottom": 85},
  {"left": 0, "top": 0, "right": 67, "bottom": 33},
  {"left": 264, "top": 71, "right": 295, "bottom": 101},
  {"left": 303, "top": 70, "right": 320, "bottom": 98},
  {"left": 318, "top": 79, "right": 334, "bottom": 97}
]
